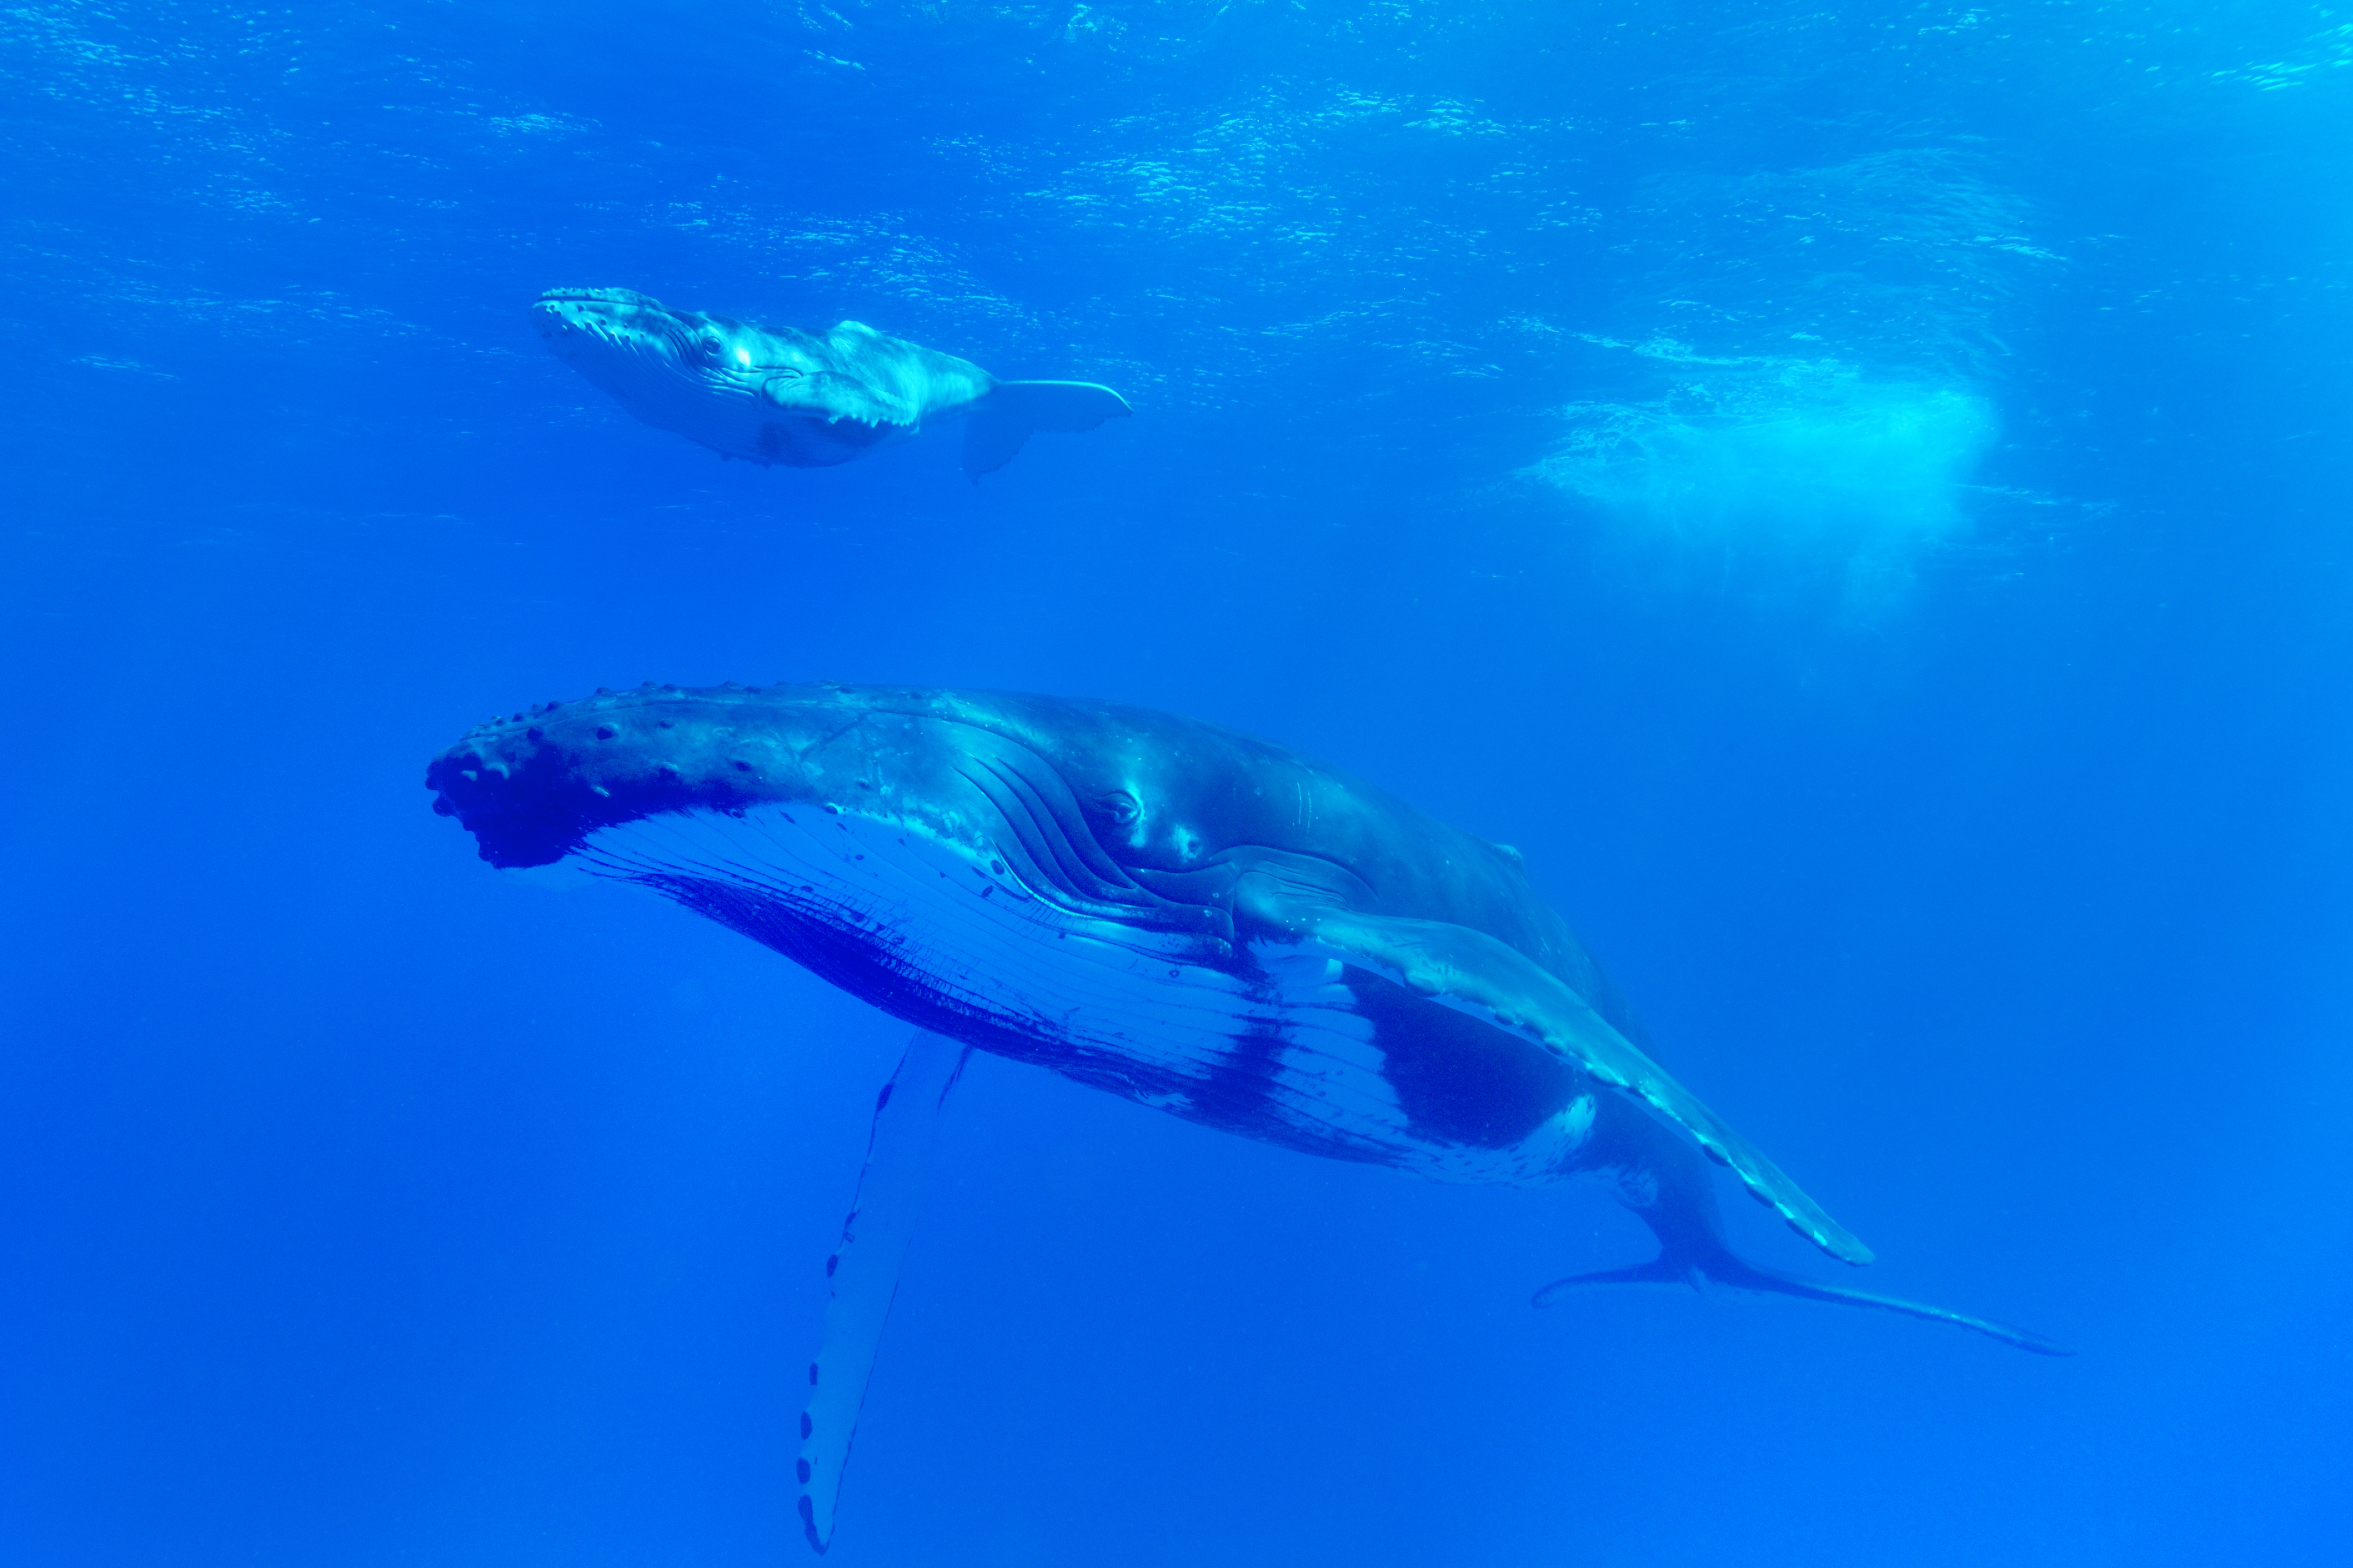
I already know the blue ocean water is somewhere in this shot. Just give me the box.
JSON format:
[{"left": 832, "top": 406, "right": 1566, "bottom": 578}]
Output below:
[{"left": 2, "top": 2, "right": 2348, "bottom": 1562}]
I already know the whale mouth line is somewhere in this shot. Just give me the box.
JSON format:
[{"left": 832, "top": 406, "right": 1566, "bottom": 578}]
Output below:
[{"left": 425, "top": 690, "right": 1231, "bottom": 945}]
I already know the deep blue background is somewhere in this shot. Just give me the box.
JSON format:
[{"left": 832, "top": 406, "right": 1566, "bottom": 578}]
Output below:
[{"left": 2, "top": 3, "right": 2348, "bottom": 1564}]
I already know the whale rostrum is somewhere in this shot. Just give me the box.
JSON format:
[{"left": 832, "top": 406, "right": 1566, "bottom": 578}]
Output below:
[
  {"left": 426, "top": 681, "right": 2068, "bottom": 1549},
  {"left": 532, "top": 288, "right": 1131, "bottom": 480}
]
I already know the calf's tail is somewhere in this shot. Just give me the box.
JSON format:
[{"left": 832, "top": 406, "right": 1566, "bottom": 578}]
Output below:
[{"left": 961, "top": 380, "right": 1132, "bottom": 479}]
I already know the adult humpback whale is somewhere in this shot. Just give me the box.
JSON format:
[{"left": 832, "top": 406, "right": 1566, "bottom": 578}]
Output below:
[
  {"left": 425, "top": 681, "right": 2064, "bottom": 1549},
  {"left": 532, "top": 288, "right": 1131, "bottom": 479}
]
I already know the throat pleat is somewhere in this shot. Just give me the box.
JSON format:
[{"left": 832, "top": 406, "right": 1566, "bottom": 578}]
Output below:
[{"left": 565, "top": 804, "right": 1573, "bottom": 1180}]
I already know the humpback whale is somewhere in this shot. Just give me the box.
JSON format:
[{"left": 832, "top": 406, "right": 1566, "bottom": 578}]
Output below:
[
  {"left": 531, "top": 288, "right": 1131, "bottom": 480},
  {"left": 426, "top": 681, "right": 2064, "bottom": 1549}
]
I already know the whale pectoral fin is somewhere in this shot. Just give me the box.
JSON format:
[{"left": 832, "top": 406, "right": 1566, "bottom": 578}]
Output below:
[
  {"left": 798, "top": 1031, "right": 970, "bottom": 1554},
  {"left": 1255, "top": 897, "right": 1872, "bottom": 1268},
  {"left": 960, "top": 381, "right": 1132, "bottom": 480},
  {"left": 770, "top": 371, "right": 909, "bottom": 430}
]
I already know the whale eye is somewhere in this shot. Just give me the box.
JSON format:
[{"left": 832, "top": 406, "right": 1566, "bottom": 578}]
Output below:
[{"left": 1097, "top": 790, "right": 1141, "bottom": 826}]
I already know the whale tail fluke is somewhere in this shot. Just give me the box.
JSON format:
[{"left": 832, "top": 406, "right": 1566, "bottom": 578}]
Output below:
[
  {"left": 1531, "top": 1256, "right": 1694, "bottom": 1298},
  {"left": 961, "top": 380, "right": 1132, "bottom": 480},
  {"left": 1534, "top": 1244, "right": 2073, "bottom": 1356}
]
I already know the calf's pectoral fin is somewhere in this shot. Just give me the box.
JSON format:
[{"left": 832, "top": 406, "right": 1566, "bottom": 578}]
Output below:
[
  {"left": 961, "top": 380, "right": 1132, "bottom": 480},
  {"left": 768, "top": 371, "right": 908, "bottom": 430},
  {"left": 1269, "top": 902, "right": 1874, "bottom": 1268},
  {"left": 798, "top": 1031, "right": 971, "bottom": 1554}
]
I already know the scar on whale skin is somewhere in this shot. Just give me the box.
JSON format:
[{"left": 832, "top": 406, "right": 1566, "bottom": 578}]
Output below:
[{"left": 531, "top": 288, "right": 1131, "bottom": 480}]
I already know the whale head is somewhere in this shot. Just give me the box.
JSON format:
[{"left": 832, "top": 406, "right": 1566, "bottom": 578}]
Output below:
[
  {"left": 425, "top": 681, "right": 1313, "bottom": 1090},
  {"left": 420, "top": 680, "right": 1294, "bottom": 935},
  {"left": 530, "top": 288, "right": 897, "bottom": 466}
]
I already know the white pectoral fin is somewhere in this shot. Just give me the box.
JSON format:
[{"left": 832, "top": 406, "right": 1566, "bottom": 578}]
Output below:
[
  {"left": 798, "top": 1031, "right": 971, "bottom": 1554},
  {"left": 771, "top": 370, "right": 909, "bottom": 429},
  {"left": 1292, "top": 907, "right": 1873, "bottom": 1267}
]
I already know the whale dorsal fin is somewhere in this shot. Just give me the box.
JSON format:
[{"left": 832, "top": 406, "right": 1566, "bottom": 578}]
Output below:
[{"left": 1234, "top": 874, "right": 1872, "bottom": 1266}]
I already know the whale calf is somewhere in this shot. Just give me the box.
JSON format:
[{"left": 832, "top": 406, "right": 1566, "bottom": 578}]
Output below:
[
  {"left": 532, "top": 288, "right": 1131, "bottom": 479},
  {"left": 427, "top": 681, "right": 2064, "bottom": 1548}
]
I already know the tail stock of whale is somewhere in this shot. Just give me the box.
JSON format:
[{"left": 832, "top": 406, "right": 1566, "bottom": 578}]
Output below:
[
  {"left": 962, "top": 380, "right": 1132, "bottom": 480},
  {"left": 1534, "top": 1241, "right": 2072, "bottom": 1356}
]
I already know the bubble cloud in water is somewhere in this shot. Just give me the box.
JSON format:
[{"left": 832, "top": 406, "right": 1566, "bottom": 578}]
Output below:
[{"left": 1530, "top": 349, "right": 1998, "bottom": 613}]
